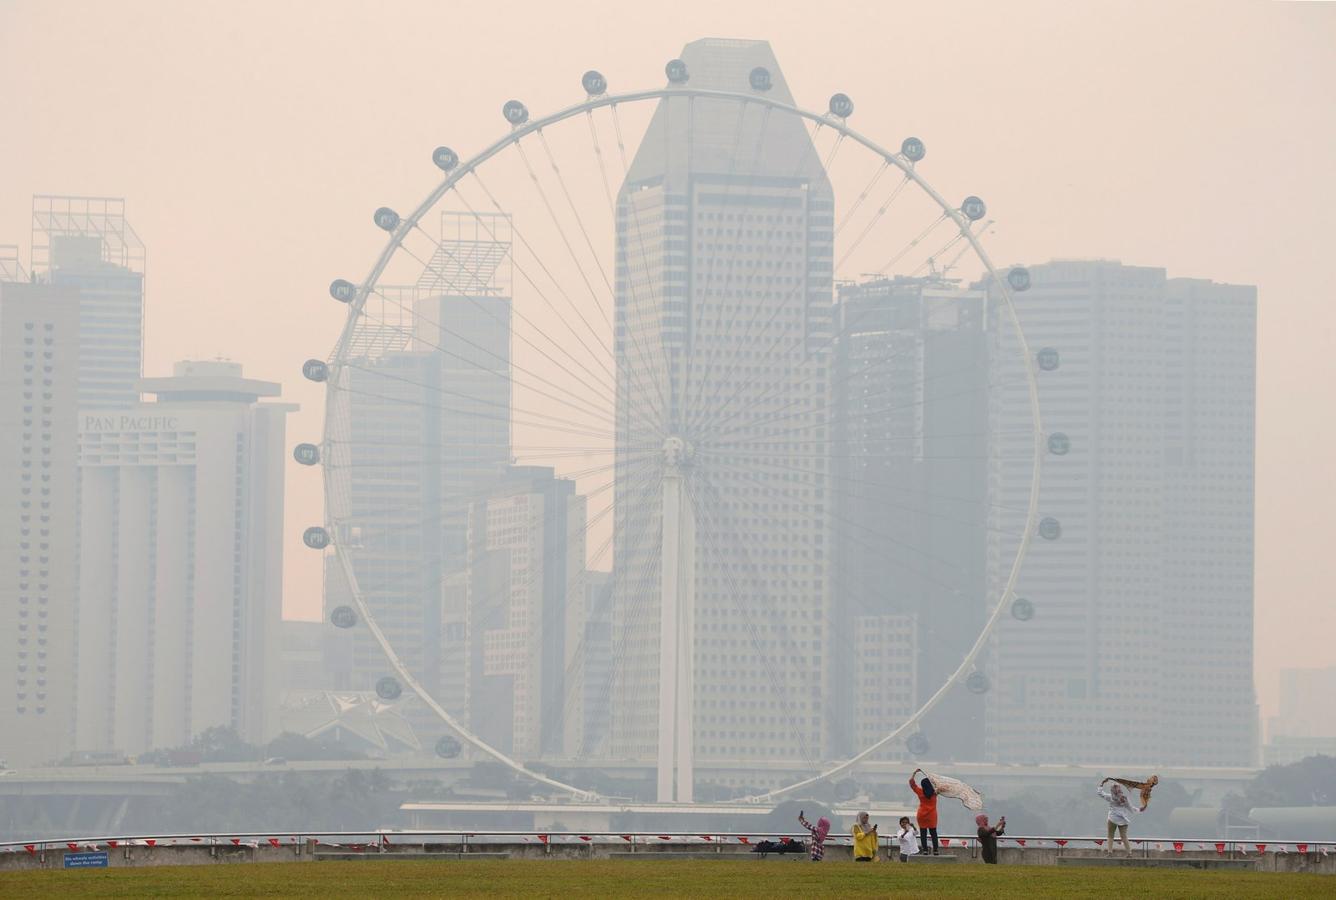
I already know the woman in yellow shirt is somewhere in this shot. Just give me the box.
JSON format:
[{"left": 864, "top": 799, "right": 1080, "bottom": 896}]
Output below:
[{"left": 851, "top": 811, "right": 879, "bottom": 862}]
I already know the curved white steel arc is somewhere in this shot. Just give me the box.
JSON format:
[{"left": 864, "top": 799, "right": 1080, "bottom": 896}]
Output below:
[{"left": 319, "top": 84, "right": 1042, "bottom": 804}]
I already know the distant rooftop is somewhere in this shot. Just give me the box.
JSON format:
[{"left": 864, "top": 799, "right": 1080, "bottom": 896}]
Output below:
[{"left": 139, "top": 359, "right": 282, "bottom": 404}]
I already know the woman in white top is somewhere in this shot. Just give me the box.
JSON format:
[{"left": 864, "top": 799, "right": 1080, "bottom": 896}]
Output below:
[
  {"left": 895, "top": 816, "right": 919, "bottom": 863},
  {"left": 1096, "top": 778, "right": 1139, "bottom": 856}
]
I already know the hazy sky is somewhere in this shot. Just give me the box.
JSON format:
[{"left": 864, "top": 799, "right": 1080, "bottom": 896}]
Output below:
[{"left": 2, "top": 0, "right": 1333, "bottom": 720}]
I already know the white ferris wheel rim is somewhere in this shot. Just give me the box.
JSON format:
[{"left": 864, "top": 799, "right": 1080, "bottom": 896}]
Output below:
[{"left": 315, "top": 84, "right": 1045, "bottom": 804}]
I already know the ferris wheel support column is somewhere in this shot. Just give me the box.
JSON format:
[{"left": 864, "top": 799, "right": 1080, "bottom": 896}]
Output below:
[{"left": 657, "top": 436, "right": 695, "bottom": 803}]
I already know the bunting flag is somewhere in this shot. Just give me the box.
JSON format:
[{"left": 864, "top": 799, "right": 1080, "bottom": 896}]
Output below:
[
  {"left": 658, "top": 835, "right": 672, "bottom": 841},
  {"left": 231, "top": 839, "right": 241, "bottom": 846},
  {"left": 1255, "top": 844, "right": 1266, "bottom": 854},
  {"left": 536, "top": 834, "right": 549, "bottom": 844},
  {"left": 145, "top": 840, "right": 156, "bottom": 847},
  {"left": 107, "top": 841, "right": 119, "bottom": 849},
  {"left": 1094, "top": 839, "right": 1104, "bottom": 847},
  {"left": 737, "top": 837, "right": 751, "bottom": 845},
  {"left": 620, "top": 835, "right": 632, "bottom": 843},
  {"left": 23, "top": 845, "right": 35, "bottom": 855},
  {"left": 1172, "top": 842, "right": 1184, "bottom": 854},
  {"left": 579, "top": 836, "right": 592, "bottom": 842},
  {"left": 941, "top": 839, "right": 951, "bottom": 848},
  {"left": 67, "top": 843, "right": 78, "bottom": 852},
  {"left": 1298, "top": 843, "right": 1308, "bottom": 854},
  {"left": 700, "top": 835, "right": 713, "bottom": 842},
  {"left": 1215, "top": 842, "right": 1225, "bottom": 855},
  {"left": 1014, "top": 839, "right": 1027, "bottom": 848},
  {"left": 1055, "top": 839, "right": 1068, "bottom": 847},
  {"left": 268, "top": 838, "right": 280, "bottom": 848}
]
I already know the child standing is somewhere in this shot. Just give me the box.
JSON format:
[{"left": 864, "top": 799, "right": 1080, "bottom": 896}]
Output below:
[
  {"left": 797, "top": 810, "right": 831, "bottom": 862},
  {"left": 896, "top": 816, "right": 919, "bottom": 863},
  {"left": 909, "top": 768, "right": 940, "bottom": 855}
]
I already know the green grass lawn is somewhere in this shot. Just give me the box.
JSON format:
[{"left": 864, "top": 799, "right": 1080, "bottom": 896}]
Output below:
[{"left": 2, "top": 858, "right": 1331, "bottom": 898}]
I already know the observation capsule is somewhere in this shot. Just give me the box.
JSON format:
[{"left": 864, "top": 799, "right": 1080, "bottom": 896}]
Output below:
[
  {"left": 293, "top": 443, "right": 320, "bottom": 466},
  {"left": 376, "top": 676, "right": 403, "bottom": 701},
  {"left": 329, "top": 279, "right": 356, "bottom": 303},
  {"left": 1036, "top": 347, "right": 1061, "bottom": 371},
  {"left": 1048, "top": 433, "right": 1071, "bottom": 456},
  {"left": 330, "top": 605, "right": 358, "bottom": 629},
  {"left": 828, "top": 93, "right": 854, "bottom": 119},
  {"left": 502, "top": 100, "right": 529, "bottom": 126},
  {"left": 581, "top": 70, "right": 607, "bottom": 96},
  {"left": 1038, "top": 517, "right": 1062, "bottom": 540},
  {"left": 665, "top": 58, "right": 689, "bottom": 84},
  {"left": 1007, "top": 266, "right": 1032, "bottom": 292},
  {"left": 749, "top": 66, "right": 773, "bottom": 92},
  {"left": 302, "top": 359, "right": 329, "bottom": 382},
  {"left": 1011, "top": 597, "right": 1036, "bottom": 621},
  {"left": 961, "top": 196, "right": 987, "bottom": 221},
  {"left": 373, "top": 207, "right": 401, "bottom": 232},
  {"left": 906, "top": 733, "right": 931, "bottom": 756},
  {"left": 901, "top": 137, "right": 926, "bottom": 162},
  {"left": 966, "top": 672, "right": 990, "bottom": 695},
  {"left": 303, "top": 526, "right": 331, "bottom": 550},
  {"left": 432, "top": 146, "right": 459, "bottom": 172},
  {"left": 435, "top": 735, "right": 462, "bottom": 759}
]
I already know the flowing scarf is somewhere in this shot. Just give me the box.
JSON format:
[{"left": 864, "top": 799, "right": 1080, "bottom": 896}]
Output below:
[
  {"left": 924, "top": 772, "right": 984, "bottom": 811},
  {"left": 1108, "top": 775, "right": 1159, "bottom": 810}
]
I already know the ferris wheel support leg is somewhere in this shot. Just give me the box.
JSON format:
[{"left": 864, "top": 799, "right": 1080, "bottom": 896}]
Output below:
[{"left": 657, "top": 448, "right": 695, "bottom": 803}]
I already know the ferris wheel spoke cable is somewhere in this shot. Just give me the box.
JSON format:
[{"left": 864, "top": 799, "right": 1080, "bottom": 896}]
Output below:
[
  {"left": 332, "top": 385, "right": 616, "bottom": 442},
  {"left": 469, "top": 167, "right": 669, "bottom": 436},
  {"left": 356, "top": 291, "right": 618, "bottom": 421},
  {"left": 834, "top": 173, "right": 911, "bottom": 274},
  {"left": 834, "top": 159, "right": 891, "bottom": 235},
  {"left": 535, "top": 128, "right": 617, "bottom": 309},
  {"left": 875, "top": 212, "right": 949, "bottom": 276}
]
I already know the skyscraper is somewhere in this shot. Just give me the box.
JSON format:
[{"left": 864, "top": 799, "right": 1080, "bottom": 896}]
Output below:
[
  {"left": 831, "top": 276, "right": 989, "bottom": 760},
  {"left": 984, "top": 259, "right": 1257, "bottom": 766},
  {"left": 611, "top": 39, "right": 834, "bottom": 767},
  {"left": 75, "top": 360, "right": 294, "bottom": 754},
  {"left": 0, "top": 281, "right": 80, "bottom": 767},
  {"left": 466, "top": 466, "right": 586, "bottom": 759},
  {"left": 31, "top": 196, "right": 145, "bottom": 411}
]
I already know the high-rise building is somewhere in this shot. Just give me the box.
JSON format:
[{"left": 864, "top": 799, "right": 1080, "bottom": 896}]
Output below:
[
  {"left": 831, "top": 277, "right": 988, "bottom": 760},
  {"left": 75, "top": 360, "right": 294, "bottom": 755},
  {"left": 31, "top": 196, "right": 145, "bottom": 410},
  {"left": 466, "top": 466, "right": 586, "bottom": 759},
  {"left": 611, "top": 38, "right": 833, "bottom": 765},
  {"left": 324, "top": 217, "right": 512, "bottom": 721},
  {"left": 0, "top": 281, "right": 80, "bottom": 767},
  {"left": 1265, "top": 667, "right": 1336, "bottom": 765},
  {"left": 983, "top": 260, "right": 1257, "bottom": 766}
]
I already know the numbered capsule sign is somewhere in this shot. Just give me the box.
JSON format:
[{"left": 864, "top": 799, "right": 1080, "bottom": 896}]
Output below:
[
  {"left": 828, "top": 93, "right": 854, "bottom": 118},
  {"left": 432, "top": 146, "right": 459, "bottom": 172},
  {"left": 665, "top": 58, "right": 689, "bottom": 84},
  {"left": 302, "top": 359, "right": 329, "bottom": 382},
  {"left": 376, "top": 676, "right": 403, "bottom": 701},
  {"left": 329, "top": 279, "right": 356, "bottom": 303},
  {"left": 901, "top": 137, "right": 926, "bottom": 162},
  {"left": 1038, "top": 517, "right": 1062, "bottom": 540},
  {"left": 303, "top": 526, "right": 331, "bottom": 550},
  {"left": 330, "top": 605, "right": 358, "bottom": 629},
  {"left": 1048, "top": 433, "right": 1071, "bottom": 456},
  {"left": 749, "top": 66, "right": 772, "bottom": 91},
  {"left": 435, "top": 735, "right": 462, "bottom": 759},
  {"left": 582, "top": 70, "right": 607, "bottom": 96},
  {"left": 966, "top": 672, "right": 990, "bottom": 695},
  {"left": 1036, "top": 347, "right": 1061, "bottom": 371},
  {"left": 373, "top": 207, "right": 400, "bottom": 232},
  {"left": 503, "top": 100, "right": 529, "bottom": 126},
  {"left": 293, "top": 443, "right": 320, "bottom": 466},
  {"left": 961, "top": 196, "right": 987, "bottom": 221},
  {"left": 1007, "top": 267, "right": 1031, "bottom": 292},
  {"left": 1011, "top": 597, "right": 1036, "bottom": 621},
  {"left": 906, "top": 733, "right": 931, "bottom": 756}
]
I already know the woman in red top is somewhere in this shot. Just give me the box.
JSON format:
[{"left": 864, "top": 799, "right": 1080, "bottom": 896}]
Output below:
[{"left": 909, "top": 768, "right": 940, "bottom": 855}]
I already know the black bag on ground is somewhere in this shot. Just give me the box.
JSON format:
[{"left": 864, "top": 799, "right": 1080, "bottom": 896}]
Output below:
[{"left": 752, "top": 839, "right": 805, "bottom": 856}]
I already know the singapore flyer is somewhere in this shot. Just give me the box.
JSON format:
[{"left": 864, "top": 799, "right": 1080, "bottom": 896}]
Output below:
[{"left": 300, "top": 39, "right": 1044, "bottom": 806}]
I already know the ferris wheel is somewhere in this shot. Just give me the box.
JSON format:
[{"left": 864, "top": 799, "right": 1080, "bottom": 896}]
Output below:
[{"left": 294, "top": 44, "right": 1047, "bottom": 805}]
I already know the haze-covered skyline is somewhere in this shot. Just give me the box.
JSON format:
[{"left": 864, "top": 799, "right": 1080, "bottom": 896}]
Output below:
[{"left": 2, "top": 0, "right": 1333, "bottom": 726}]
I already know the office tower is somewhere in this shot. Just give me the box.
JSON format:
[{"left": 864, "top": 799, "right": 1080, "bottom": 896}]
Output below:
[
  {"left": 31, "top": 196, "right": 145, "bottom": 410},
  {"left": 831, "top": 277, "right": 988, "bottom": 760},
  {"left": 984, "top": 260, "right": 1257, "bottom": 766},
  {"left": 75, "top": 360, "right": 295, "bottom": 755},
  {"left": 466, "top": 467, "right": 586, "bottom": 759},
  {"left": 611, "top": 38, "right": 833, "bottom": 765},
  {"left": 0, "top": 281, "right": 80, "bottom": 767},
  {"left": 850, "top": 614, "right": 918, "bottom": 757},
  {"left": 324, "top": 216, "right": 512, "bottom": 721},
  {"left": 573, "top": 570, "right": 614, "bottom": 757},
  {"left": 1265, "top": 667, "right": 1336, "bottom": 765}
]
